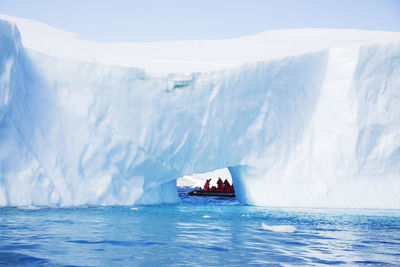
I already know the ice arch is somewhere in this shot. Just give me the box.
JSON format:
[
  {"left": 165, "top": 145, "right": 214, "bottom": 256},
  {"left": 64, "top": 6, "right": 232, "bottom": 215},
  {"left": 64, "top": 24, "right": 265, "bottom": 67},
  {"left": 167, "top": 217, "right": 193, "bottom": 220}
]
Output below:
[{"left": 0, "top": 18, "right": 400, "bottom": 208}]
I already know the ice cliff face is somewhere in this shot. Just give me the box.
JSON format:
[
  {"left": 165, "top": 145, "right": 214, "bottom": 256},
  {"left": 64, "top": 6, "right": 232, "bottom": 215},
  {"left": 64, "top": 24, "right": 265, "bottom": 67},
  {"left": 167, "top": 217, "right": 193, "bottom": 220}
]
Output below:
[{"left": 0, "top": 16, "right": 399, "bottom": 208}]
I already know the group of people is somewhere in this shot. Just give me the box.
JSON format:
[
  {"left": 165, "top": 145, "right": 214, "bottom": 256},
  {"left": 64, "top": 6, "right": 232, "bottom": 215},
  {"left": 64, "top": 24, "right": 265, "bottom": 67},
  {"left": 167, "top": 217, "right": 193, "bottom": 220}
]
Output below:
[{"left": 203, "top": 177, "right": 234, "bottom": 192}]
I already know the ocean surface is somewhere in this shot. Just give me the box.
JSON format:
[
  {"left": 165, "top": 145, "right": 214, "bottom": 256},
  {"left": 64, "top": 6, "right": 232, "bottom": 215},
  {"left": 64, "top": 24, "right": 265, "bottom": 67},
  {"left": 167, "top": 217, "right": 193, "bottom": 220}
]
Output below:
[{"left": 1, "top": 187, "right": 400, "bottom": 266}]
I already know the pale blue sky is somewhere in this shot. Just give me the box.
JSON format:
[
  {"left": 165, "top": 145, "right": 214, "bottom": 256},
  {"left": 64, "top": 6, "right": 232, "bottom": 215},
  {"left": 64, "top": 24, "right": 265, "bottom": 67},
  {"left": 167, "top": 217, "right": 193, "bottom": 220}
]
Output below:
[{"left": 1, "top": 0, "right": 400, "bottom": 42}]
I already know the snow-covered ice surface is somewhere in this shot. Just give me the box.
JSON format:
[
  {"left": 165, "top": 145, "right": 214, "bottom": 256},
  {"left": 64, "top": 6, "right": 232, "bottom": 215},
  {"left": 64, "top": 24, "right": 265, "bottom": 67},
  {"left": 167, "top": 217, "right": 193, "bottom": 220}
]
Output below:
[{"left": 0, "top": 15, "right": 399, "bottom": 208}]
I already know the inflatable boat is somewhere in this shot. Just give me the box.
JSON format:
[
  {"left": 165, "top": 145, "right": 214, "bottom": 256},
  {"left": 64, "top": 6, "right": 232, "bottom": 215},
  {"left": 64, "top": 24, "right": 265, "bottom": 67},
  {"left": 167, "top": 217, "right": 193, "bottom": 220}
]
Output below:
[{"left": 188, "top": 189, "right": 235, "bottom": 197}]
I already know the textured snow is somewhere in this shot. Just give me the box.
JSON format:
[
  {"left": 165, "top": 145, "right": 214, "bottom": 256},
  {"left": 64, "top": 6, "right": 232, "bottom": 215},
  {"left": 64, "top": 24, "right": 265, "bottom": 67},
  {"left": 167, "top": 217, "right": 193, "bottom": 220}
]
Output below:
[
  {"left": 0, "top": 16, "right": 399, "bottom": 208},
  {"left": 2, "top": 15, "right": 400, "bottom": 75}
]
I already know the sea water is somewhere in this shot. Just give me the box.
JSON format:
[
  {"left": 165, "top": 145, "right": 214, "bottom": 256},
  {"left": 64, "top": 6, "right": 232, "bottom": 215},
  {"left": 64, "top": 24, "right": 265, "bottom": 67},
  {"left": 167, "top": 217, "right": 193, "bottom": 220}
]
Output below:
[{"left": 1, "top": 187, "right": 400, "bottom": 266}]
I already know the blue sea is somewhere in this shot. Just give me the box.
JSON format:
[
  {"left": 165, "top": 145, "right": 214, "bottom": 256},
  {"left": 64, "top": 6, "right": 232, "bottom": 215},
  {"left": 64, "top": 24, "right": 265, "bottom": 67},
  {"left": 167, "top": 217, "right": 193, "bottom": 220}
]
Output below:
[{"left": 1, "top": 187, "right": 400, "bottom": 266}]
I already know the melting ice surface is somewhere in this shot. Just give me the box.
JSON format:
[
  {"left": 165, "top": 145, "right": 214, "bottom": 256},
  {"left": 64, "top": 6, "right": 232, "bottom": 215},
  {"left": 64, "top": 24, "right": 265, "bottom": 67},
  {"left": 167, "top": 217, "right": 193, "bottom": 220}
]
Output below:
[
  {"left": 0, "top": 15, "right": 400, "bottom": 208},
  {"left": 1, "top": 188, "right": 400, "bottom": 266}
]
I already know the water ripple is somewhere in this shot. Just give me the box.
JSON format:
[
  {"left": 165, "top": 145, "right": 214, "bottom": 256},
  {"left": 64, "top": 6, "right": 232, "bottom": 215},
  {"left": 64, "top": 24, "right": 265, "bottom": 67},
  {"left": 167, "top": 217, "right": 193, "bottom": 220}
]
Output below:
[{"left": 0, "top": 188, "right": 399, "bottom": 266}]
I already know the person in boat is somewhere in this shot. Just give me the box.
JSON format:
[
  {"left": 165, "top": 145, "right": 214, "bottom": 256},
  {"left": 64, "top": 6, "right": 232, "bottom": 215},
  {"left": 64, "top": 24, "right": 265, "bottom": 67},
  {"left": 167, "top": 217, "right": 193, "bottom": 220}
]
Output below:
[
  {"left": 203, "top": 178, "right": 211, "bottom": 191},
  {"left": 229, "top": 185, "right": 234, "bottom": 192},
  {"left": 223, "top": 179, "right": 231, "bottom": 191},
  {"left": 217, "top": 177, "right": 224, "bottom": 191},
  {"left": 216, "top": 177, "right": 221, "bottom": 191}
]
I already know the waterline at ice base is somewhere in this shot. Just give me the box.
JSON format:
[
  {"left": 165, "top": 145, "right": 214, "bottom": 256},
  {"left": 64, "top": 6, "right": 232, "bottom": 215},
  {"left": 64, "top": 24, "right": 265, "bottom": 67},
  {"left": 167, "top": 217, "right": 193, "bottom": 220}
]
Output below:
[{"left": 0, "top": 15, "right": 399, "bottom": 208}]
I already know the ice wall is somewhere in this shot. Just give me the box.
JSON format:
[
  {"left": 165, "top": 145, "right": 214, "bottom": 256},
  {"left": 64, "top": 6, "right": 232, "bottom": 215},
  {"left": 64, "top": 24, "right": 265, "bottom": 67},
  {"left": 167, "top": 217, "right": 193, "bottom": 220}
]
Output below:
[
  {"left": 0, "top": 18, "right": 399, "bottom": 208},
  {"left": 230, "top": 44, "right": 400, "bottom": 209}
]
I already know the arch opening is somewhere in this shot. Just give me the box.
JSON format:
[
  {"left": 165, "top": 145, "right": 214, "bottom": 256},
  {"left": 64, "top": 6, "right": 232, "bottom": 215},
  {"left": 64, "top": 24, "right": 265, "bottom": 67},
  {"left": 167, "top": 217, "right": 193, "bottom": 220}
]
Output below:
[{"left": 176, "top": 168, "right": 242, "bottom": 203}]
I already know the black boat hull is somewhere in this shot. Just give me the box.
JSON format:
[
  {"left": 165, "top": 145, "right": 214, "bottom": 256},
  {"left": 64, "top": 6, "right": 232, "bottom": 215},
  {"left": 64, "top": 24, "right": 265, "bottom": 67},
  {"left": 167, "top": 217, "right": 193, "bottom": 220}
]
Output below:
[{"left": 188, "top": 190, "right": 235, "bottom": 197}]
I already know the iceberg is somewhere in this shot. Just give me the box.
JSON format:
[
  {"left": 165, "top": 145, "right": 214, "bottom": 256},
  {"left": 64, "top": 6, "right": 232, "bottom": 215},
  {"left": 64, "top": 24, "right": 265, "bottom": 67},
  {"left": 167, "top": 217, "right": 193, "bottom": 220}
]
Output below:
[
  {"left": 0, "top": 15, "right": 399, "bottom": 208},
  {"left": 261, "top": 223, "right": 297, "bottom": 233}
]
